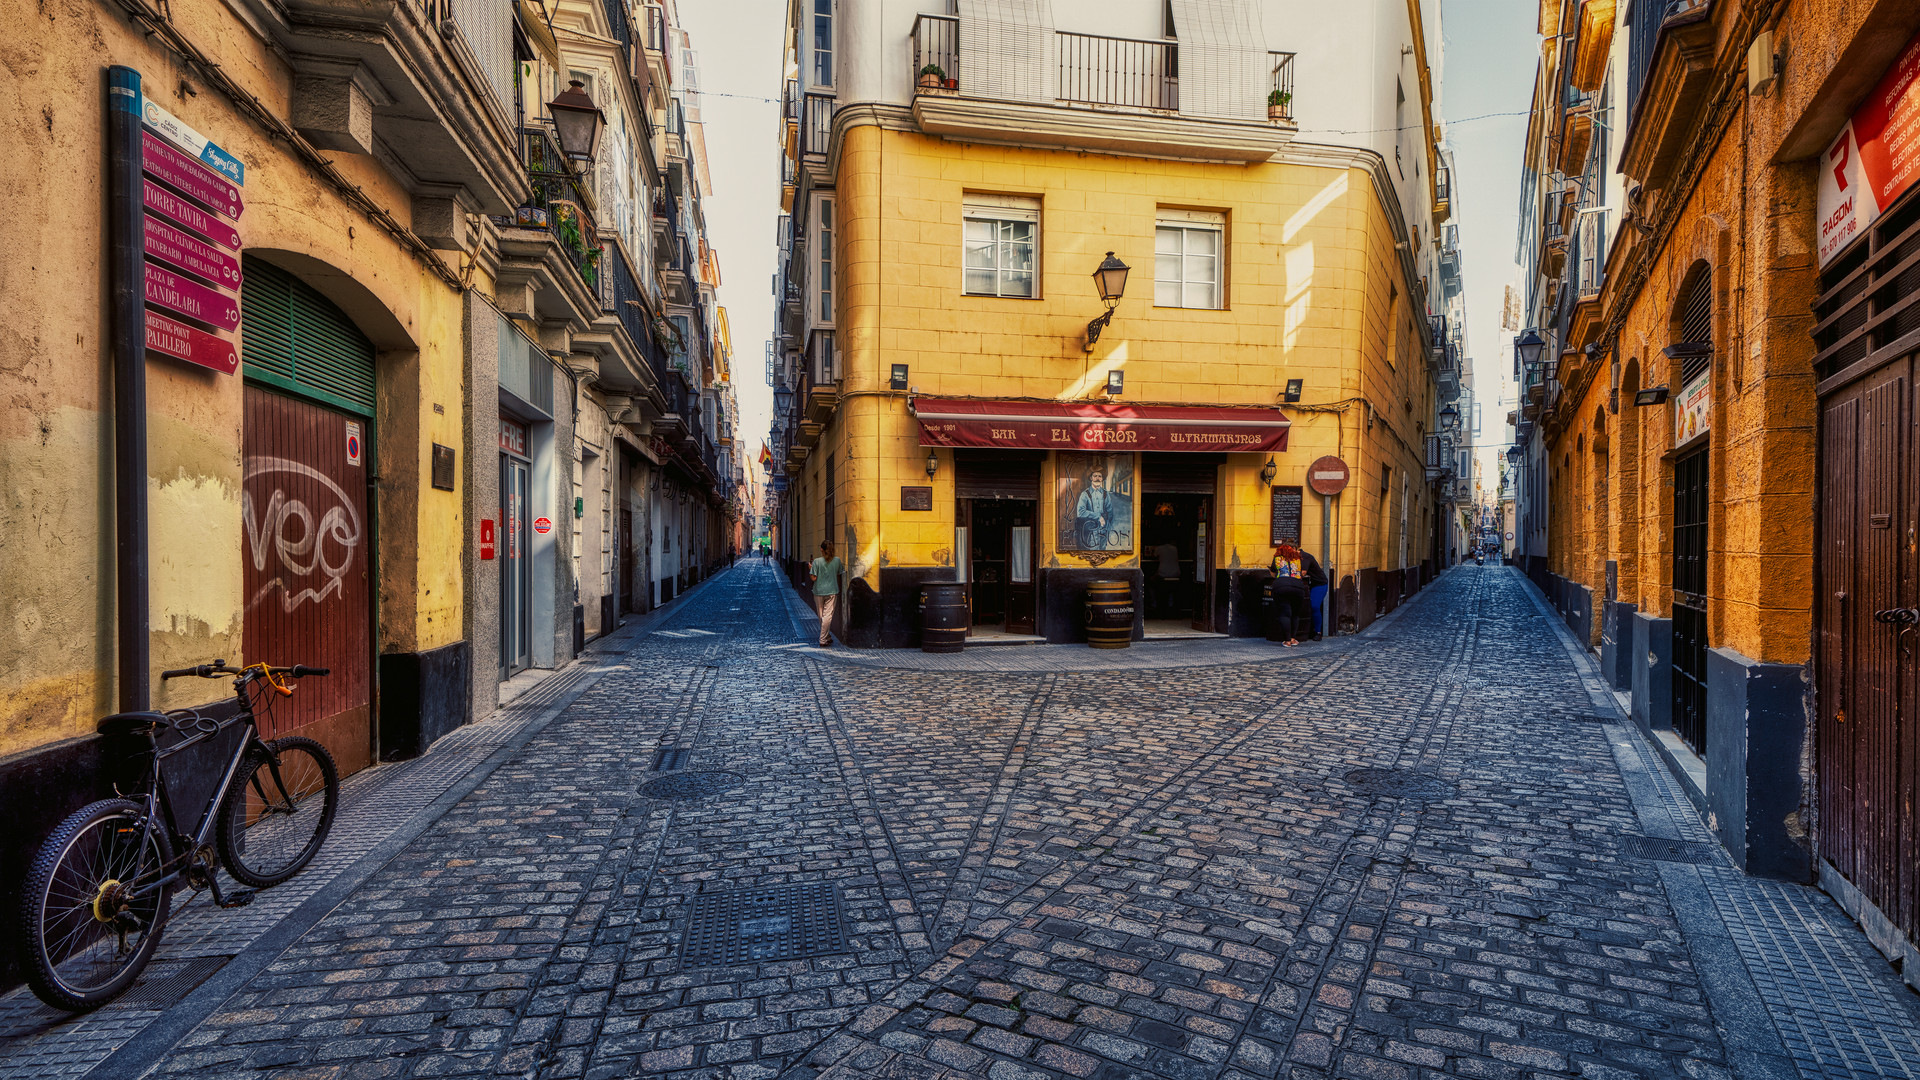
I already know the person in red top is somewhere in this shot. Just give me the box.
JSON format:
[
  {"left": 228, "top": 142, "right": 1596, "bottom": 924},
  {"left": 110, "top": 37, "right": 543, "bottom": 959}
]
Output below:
[{"left": 1269, "top": 544, "right": 1312, "bottom": 647}]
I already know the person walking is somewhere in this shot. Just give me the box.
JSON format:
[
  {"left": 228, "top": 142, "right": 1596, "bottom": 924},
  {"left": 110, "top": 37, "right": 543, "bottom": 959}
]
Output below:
[
  {"left": 809, "top": 540, "right": 843, "bottom": 647},
  {"left": 1268, "top": 544, "right": 1311, "bottom": 647}
]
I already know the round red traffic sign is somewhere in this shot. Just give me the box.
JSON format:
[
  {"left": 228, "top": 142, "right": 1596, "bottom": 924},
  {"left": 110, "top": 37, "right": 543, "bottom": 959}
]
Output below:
[
  {"left": 1307, "top": 455, "right": 1351, "bottom": 496},
  {"left": 533, "top": 516, "right": 553, "bottom": 534}
]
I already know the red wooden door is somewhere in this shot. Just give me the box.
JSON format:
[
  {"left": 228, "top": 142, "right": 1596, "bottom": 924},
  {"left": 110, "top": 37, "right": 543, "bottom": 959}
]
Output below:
[
  {"left": 1818, "top": 356, "right": 1916, "bottom": 943},
  {"left": 243, "top": 385, "right": 373, "bottom": 773}
]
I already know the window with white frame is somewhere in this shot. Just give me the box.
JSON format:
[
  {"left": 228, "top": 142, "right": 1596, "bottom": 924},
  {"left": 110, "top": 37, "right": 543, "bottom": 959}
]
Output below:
[
  {"left": 1155, "top": 210, "right": 1225, "bottom": 309},
  {"left": 812, "top": 0, "right": 834, "bottom": 88},
  {"left": 962, "top": 195, "right": 1039, "bottom": 298},
  {"left": 817, "top": 197, "right": 834, "bottom": 323}
]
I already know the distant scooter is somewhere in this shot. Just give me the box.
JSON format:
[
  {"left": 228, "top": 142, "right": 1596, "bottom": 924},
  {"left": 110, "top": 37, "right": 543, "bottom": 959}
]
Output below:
[{"left": 1474, "top": 551, "right": 1485, "bottom": 566}]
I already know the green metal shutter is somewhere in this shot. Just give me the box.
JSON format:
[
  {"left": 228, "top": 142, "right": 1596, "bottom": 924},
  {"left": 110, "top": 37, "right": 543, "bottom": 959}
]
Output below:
[{"left": 241, "top": 256, "right": 377, "bottom": 417}]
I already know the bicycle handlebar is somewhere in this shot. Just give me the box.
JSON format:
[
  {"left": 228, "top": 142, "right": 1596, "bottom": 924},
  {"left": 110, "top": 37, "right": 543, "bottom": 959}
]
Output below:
[{"left": 158, "top": 661, "right": 329, "bottom": 680}]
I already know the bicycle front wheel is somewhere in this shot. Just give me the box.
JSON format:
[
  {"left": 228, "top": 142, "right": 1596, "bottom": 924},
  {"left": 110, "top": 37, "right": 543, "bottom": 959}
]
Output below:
[
  {"left": 18, "top": 798, "right": 175, "bottom": 1010},
  {"left": 216, "top": 736, "right": 339, "bottom": 887}
]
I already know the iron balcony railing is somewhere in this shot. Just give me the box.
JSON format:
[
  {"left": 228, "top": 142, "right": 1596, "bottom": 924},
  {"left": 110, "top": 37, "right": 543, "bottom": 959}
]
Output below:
[
  {"left": 911, "top": 14, "right": 958, "bottom": 89},
  {"left": 521, "top": 126, "right": 600, "bottom": 290},
  {"left": 802, "top": 92, "right": 834, "bottom": 156},
  {"left": 602, "top": 237, "right": 669, "bottom": 382},
  {"left": 1058, "top": 31, "right": 1177, "bottom": 110},
  {"left": 1269, "top": 51, "right": 1295, "bottom": 121}
]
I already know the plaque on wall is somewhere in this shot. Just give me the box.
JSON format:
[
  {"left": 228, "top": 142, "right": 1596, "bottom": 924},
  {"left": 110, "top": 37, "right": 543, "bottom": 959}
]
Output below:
[
  {"left": 431, "top": 443, "right": 457, "bottom": 491},
  {"left": 901, "top": 485, "right": 933, "bottom": 511},
  {"left": 1269, "top": 485, "right": 1303, "bottom": 546}
]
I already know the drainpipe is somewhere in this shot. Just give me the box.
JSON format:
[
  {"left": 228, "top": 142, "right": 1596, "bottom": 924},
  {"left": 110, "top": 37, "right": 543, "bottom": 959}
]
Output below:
[{"left": 109, "top": 66, "right": 150, "bottom": 713}]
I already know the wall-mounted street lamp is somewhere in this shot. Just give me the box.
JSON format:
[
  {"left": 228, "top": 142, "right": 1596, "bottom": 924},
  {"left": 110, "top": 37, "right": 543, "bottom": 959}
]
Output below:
[
  {"left": 773, "top": 384, "right": 793, "bottom": 416},
  {"left": 1282, "top": 378, "right": 1303, "bottom": 403},
  {"left": 1259, "top": 457, "right": 1278, "bottom": 486},
  {"left": 1105, "top": 369, "right": 1124, "bottom": 396},
  {"left": 547, "top": 80, "right": 606, "bottom": 164},
  {"left": 1439, "top": 403, "right": 1460, "bottom": 430},
  {"left": 1634, "top": 385, "right": 1671, "bottom": 406},
  {"left": 1661, "top": 342, "right": 1712, "bottom": 362},
  {"left": 1082, "top": 251, "right": 1131, "bottom": 352},
  {"left": 890, "top": 364, "right": 909, "bottom": 390},
  {"left": 1514, "top": 328, "right": 1546, "bottom": 369},
  {"left": 1507, "top": 446, "right": 1523, "bottom": 465},
  {"left": 925, "top": 449, "right": 940, "bottom": 478}
]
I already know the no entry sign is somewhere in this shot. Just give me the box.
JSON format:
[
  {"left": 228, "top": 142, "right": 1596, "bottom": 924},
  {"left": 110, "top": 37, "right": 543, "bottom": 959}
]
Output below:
[
  {"left": 1307, "top": 456, "right": 1351, "bottom": 496},
  {"left": 533, "top": 516, "right": 553, "bottom": 534}
]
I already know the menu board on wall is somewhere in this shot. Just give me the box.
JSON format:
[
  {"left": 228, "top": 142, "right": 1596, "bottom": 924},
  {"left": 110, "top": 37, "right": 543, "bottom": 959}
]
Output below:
[
  {"left": 1818, "top": 29, "right": 1920, "bottom": 266},
  {"left": 1269, "top": 485, "right": 1303, "bottom": 546}
]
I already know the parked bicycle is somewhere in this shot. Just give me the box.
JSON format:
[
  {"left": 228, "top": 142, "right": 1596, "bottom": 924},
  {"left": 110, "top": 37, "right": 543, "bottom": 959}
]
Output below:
[{"left": 15, "top": 661, "right": 339, "bottom": 1011}]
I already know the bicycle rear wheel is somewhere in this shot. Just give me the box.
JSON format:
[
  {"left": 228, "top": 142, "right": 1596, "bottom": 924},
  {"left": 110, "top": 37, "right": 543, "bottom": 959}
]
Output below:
[
  {"left": 216, "top": 736, "right": 339, "bottom": 887},
  {"left": 18, "top": 798, "right": 175, "bottom": 1010}
]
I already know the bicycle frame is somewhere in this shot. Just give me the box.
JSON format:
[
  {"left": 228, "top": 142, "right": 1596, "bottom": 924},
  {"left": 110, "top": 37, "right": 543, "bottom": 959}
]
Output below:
[{"left": 119, "top": 684, "right": 287, "bottom": 905}]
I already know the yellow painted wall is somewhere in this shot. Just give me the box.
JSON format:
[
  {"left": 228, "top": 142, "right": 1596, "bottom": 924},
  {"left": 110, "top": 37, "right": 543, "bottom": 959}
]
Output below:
[
  {"left": 0, "top": 0, "right": 468, "bottom": 754},
  {"left": 812, "top": 125, "right": 1435, "bottom": 594}
]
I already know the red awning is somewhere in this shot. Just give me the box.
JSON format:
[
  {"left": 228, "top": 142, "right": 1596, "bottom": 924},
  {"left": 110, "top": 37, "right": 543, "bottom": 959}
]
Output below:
[{"left": 913, "top": 397, "right": 1289, "bottom": 453}]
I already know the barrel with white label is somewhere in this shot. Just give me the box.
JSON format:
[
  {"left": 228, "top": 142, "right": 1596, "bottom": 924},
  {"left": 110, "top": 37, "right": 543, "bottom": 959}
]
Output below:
[{"left": 1085, "top": 580, "right": 1134, "bottom": 649}]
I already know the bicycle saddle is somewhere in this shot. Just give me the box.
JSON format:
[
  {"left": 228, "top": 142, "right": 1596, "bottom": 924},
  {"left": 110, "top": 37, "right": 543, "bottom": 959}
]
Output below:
[{"left": 96, "top": 712, "right": 173, "bottom": 737}]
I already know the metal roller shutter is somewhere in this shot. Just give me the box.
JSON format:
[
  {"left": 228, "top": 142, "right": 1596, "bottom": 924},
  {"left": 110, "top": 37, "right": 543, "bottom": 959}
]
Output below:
[{"left": 241, "top": 256, "right": 377, "bottom": 418}]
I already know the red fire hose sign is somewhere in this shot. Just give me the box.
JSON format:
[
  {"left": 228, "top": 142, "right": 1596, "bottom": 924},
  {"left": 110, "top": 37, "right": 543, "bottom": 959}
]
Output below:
[{"left": 479, "top": 519, "right": 495, "bottom": 561}]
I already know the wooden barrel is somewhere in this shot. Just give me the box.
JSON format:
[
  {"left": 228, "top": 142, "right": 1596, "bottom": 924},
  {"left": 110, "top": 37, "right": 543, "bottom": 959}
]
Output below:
[
  {"left": 1085, "top": 580, "right": 1134, "bottom": 649},
  {"left": 919, "top": 584, "right": 969, "bottom": 653}
]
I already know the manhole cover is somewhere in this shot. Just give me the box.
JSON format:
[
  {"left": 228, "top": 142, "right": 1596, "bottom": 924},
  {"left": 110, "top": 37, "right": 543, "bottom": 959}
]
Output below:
[
  {"left": 641, "top": 770, "right": 743, "bottom": 799},
  {"left": 116, "top": 955, "right": 230, "bottom": 1007},
  {"left": 1619, "top": 835, "right": 1721, "bottom": 864},
  {"left": 682, "top": 881, "right": 848, "bottom": 967},
  {"left": 1342, "top": 768, "right": 1455, "bottom": 801}
]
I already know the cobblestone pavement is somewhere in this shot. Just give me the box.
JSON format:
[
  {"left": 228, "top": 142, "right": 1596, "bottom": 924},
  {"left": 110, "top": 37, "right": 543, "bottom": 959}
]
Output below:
[{"left": 4, "top": 562, "right": 1918, "bottom": 1080}]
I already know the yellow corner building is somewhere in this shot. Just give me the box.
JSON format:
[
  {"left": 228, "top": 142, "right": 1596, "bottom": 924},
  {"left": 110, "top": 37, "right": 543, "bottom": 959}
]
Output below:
[{"left": 769, "top": 0, "right": 1466, "bottom": 647}]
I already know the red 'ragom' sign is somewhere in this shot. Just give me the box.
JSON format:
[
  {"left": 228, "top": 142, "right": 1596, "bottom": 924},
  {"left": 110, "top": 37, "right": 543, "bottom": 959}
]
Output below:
[
  {"left": 1818, "top": 28, "right": 1920, "bottom": 265},
  {"left": 913, "top": 397, "right": 1290, "bottom": 453},
  {"left": 145, "top": 262, "right": 240, "bottom": 331},
  {"left": 142, "top": 130, "right": 242, "bottom": 219},
  {"left": 144, "top": 216, "right": 241, "bottom": 289},
  {"left": 145, "top": 310, "right": 238, "bottom": 375},
  {"left": 143, "top": 179, "right": 241, "bottom": 252}
]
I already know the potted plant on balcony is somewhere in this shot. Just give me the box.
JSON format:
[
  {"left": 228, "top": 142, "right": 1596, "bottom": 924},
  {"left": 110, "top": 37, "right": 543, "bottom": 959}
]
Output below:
[
  {"left": 918, "top": 64, "right": 945, "bottom": 90},
  {"left": 1267, "top": 89, "right": 1292, "bottom": 121}
]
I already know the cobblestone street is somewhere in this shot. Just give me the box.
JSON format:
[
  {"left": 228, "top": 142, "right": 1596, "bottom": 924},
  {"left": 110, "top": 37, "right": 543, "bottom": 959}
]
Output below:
[{"left": 4, "top": 563, "right": 1918, "bottom": 1080}]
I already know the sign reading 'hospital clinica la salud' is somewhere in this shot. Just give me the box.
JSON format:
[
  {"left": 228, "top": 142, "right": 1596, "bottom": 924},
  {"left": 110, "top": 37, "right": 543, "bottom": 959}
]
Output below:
[{"left": 135, "top": 90, "right": 245, "bottom": 374}]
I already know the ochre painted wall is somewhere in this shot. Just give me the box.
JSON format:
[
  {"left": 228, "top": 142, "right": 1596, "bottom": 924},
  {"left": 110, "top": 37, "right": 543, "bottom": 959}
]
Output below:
[
  {"left": 0, "top": 0, "right": 467, "bottom": 755},
  {"left": 801, "top": 125, "right": 1435, "bottom": 593}
]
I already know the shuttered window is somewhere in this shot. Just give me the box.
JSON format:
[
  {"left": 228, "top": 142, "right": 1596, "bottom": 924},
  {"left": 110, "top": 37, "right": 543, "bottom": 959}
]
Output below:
[{"left": 241, "top": 256, "right": 377, "bottom": 418}]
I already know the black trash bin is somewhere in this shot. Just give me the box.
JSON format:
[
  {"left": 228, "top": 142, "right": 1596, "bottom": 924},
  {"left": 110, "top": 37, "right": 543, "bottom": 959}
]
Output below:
[{"left": 1263, "top": 579, "right": 1307, "bottom": 642}]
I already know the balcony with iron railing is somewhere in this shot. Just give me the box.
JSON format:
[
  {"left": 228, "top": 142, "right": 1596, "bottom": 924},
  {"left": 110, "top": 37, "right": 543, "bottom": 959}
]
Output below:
[
  {"left": 907, "top": 14, "right": 1296, "bottom": 160},
  {"left": 601, "top": 237, "right": 670, "bottom": 394},
  {"left": 518, "top": 126, "right": 600, "bottom": 290},
  {"left": 801, "top": 92, "right": 835, "bottom": 158}
]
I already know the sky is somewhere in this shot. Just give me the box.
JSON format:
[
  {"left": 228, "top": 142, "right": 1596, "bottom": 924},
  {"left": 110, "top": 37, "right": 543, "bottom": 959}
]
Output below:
[
  {"left": 1436, "top": 0, "right": 1540, "bottom": 496},
  {"left": 675, "top": 0, "right": 786, "bottom": 491},
  {"left": 680, "top": 0, "right": 1540, "bottom": 507}
]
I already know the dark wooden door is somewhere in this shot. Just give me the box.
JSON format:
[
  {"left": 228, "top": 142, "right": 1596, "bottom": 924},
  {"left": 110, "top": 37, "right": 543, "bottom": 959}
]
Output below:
[
  {"left": 619, "top": 507, "right": 634, "bottom": 614},
  {"left": 1192, "top": 497, "right": 1213, "bottom": 631},
  {"left": 1007, "top": 502, "right": 1035, "bottom": 634},
  {"left": 1818, "top": 356, "right": 1916, "bottom": 943},
  {"left": 1671, "top": 447, "right": 1709, "bottom": 756},
  {"left": 970, "top": 500, "right": 1009, "bottom": 626},
  {"left": 242, "top": 385, "right": 372, "bottom": 773}
]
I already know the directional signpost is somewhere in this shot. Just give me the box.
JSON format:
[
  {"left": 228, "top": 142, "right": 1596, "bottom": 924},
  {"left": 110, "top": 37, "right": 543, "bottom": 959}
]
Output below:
[{"left": 131, "top": 83, "right": 245, "bottom": 375}]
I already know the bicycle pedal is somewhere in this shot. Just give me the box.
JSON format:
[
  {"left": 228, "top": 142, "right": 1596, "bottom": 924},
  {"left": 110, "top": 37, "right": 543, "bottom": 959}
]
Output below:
[{"left": 217, "top": 889, "right": 257, "bottom": 908}]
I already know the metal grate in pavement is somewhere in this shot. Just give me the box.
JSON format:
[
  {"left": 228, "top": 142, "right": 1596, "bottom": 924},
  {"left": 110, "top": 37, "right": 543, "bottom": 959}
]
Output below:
[
  {"left": 681, "top": 882, "right": 848, "bottom": 968},
  {"left": 1342, "top": 767, "right": 1455, "bottom": 801},
  {"left": 641, "top": 771, "right": 742, "bottom": 799},
  {"left": 653, "top": 748, "right": 690, "bottom": 771},
  {"left": 1619, "top": 834, "right": 1723, "bottom": 865},
  {"left": 114, "top": 956, "right": 230, "bottom": 1007}
]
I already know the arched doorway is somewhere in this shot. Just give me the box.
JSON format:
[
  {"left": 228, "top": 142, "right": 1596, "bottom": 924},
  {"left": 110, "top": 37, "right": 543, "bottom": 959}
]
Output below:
[{"left": 239, "top": 255, "right": 377, "bottom": 774}]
